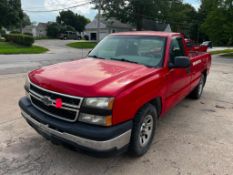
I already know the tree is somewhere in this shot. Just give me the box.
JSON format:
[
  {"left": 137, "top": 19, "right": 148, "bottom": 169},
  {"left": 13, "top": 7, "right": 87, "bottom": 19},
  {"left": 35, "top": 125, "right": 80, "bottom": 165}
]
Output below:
[
  {"left": 0, "top": 0, "right": 23, "bottom": 29},
  {"left": 56, "top": 10, "right": 90, "bottom": 33},
  {"left": 47, "top": 22, "right": 76, "bottom": 38},
  {"left": 198, "top": 0, "right": 220, "bottom": 19},
  {"left": 92, "top": 0, "right": 172, "bottom": 31},
  {"left": 196, "top": 0, "right": 220, "bottom": 42},
  {"left": 15, "top": 13, "right": 31, "bottom": 32},
  {"left": 47, "top": 23, "right": 61, "bottom": 38},
  {"left": 200, "top": 0, "right": 233, "bottom": 45},
  {"left": 165, "top": 2, "right": 198, "bottom": 39},
  {"left": 21, "top": 13, "right": 31, "bottom": 27},
  {"left": 92, "top": 0, "right": 199, "bottom": 34}
]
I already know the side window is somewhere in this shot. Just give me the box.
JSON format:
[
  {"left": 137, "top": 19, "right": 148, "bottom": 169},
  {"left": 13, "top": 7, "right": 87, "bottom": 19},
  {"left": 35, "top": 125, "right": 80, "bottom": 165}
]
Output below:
[{"left": 170, "top": 38, "right": 185, "bottom": 63}]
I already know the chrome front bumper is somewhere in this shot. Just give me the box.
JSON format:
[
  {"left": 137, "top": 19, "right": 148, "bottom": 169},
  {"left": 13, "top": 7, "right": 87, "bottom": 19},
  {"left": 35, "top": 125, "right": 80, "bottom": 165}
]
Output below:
[{"left": 21, "top": 110, "right": 132, "bottom": 151}]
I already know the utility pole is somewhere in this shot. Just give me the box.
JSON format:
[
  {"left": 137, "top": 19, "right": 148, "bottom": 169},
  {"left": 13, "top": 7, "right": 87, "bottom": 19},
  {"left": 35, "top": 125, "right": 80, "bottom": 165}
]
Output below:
[{"left": 97, "top": 0, "right": 101, "bottom": 42}]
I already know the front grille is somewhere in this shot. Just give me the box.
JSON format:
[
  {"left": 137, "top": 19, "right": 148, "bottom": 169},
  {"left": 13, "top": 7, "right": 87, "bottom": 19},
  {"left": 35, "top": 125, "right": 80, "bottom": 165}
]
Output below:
[
  {"left": 30, "top": 84, "right": 81, "bottom": 107},
  {"left": 28, "top": 83, "right": 83, "bottom": 122}
]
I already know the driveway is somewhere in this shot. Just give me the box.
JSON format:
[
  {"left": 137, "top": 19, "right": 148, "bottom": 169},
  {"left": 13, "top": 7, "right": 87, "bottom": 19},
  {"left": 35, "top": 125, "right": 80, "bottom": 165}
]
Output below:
[
  {"left": 0, "top": 40, "right": 90, "bottom": 75},
  {"left": 0, "top": 56, "right": 233, "bottom": 175}
]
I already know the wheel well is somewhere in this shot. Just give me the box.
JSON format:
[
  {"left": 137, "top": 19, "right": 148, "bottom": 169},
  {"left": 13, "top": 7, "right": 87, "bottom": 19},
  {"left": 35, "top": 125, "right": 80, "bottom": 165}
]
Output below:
[{"left": 148, "top": 97, "right": 162, "bottom": 118}]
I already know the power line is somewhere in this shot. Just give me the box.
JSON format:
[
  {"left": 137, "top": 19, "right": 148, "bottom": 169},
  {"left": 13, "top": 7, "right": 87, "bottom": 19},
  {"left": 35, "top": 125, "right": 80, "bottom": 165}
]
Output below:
[
  {"left": 22, "top": 0, "right": 90, "bottom": 10},
  {"left": 23, "top": 1, "right": 92, "bottom": 13}
]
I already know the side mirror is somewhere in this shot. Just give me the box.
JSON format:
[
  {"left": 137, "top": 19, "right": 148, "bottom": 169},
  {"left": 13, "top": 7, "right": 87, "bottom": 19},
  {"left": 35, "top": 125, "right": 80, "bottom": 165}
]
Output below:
[{"left": 169, "top": 56, "right": 190, "bottom": 69}]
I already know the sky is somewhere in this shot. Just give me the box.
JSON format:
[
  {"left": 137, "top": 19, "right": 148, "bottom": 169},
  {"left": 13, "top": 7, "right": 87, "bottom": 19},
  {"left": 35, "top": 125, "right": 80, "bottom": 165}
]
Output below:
[{"left": 21, "top": 0, "right": 201, "bottom": 23}]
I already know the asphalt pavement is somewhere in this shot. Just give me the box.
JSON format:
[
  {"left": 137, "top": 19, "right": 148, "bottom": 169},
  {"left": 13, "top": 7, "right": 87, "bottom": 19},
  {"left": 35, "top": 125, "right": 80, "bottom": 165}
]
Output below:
[
  {"left": 0, "top": 40, "right": 90, "bottom": 75},
  {"left": 0, "top": 55, "right": 233, "bottom": 175},
  {"left": 0, "top": 40, "right": 233, "bottom": 174}
]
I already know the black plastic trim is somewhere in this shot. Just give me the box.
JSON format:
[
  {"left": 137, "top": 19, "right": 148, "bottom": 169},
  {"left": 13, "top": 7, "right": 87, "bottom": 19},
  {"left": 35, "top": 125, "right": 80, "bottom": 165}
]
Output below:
[
  {"left": 80, "top": 106, "right": 112, "bottom": 116},
  {"left": 19, "top": 97, "right": 132, "bottom": 141}
]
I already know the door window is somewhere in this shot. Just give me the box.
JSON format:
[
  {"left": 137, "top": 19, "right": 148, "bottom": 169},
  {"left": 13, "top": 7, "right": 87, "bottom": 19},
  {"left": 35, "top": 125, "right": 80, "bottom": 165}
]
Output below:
[{"left": 170, "top": 38, "right": 185, "bottom": 64}]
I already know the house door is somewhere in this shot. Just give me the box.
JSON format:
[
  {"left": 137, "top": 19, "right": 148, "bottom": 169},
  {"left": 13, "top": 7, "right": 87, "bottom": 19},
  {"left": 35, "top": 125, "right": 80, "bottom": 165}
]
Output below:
[{"left": 90, "top": 33, "right": 97, "bottom": 40}]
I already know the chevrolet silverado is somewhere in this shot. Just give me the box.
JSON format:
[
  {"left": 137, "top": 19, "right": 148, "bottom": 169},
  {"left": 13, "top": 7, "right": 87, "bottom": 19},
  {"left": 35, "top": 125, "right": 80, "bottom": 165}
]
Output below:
[{"left": 19, "top": 32, "right": 211, "bottom": 156}]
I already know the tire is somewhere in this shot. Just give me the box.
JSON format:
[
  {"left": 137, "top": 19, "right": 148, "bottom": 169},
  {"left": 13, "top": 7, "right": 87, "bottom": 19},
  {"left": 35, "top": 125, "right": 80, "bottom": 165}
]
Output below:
[
  {"left": 189, "top": 74, "right": 205, "bottom": 99},
  {"left": 129, "top": 104, "right": 158, "bottom": 157}
]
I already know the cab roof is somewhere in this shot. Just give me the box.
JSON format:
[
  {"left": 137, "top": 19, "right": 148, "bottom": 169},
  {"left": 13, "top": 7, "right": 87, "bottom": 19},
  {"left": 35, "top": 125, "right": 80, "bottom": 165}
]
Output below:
[{"left": 110, "top": 31, "right": 181, "bottom": 38}]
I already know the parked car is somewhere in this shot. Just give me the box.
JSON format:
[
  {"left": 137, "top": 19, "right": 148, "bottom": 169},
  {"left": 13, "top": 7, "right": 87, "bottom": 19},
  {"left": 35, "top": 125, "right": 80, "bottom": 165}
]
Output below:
[
  {"left": 19, "top": 32, "right": 212, "bottom": 156},
  {"left": 59, "top": 31, "right": 81, "bottom": 40},
  {"left": 201, "top": 41, "right": 213, "bottom": 48}
]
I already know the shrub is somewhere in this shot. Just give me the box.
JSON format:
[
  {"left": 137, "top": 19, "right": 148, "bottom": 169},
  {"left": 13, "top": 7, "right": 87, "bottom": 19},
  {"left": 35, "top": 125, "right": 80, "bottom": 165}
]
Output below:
[
  {"left": 0, "top": 38, "right": 5, "bottom": 42},
  {"left": 10, "top": 31, "right": 21, "bottom": 34},
  {"left": 0, "top": 29, "right": 6, "bottom": 37},
  {"left": 5, "top": 34, "right": 35, "bottom": 46},
  {"left": 84, "top": 35, "right": 89, "bottom": 40},
  {"left": 47, "top": 23, "right": 61, "bottom": 38},
  {"left": 23, "top": 32, "right": 33, "bottom": 36}
]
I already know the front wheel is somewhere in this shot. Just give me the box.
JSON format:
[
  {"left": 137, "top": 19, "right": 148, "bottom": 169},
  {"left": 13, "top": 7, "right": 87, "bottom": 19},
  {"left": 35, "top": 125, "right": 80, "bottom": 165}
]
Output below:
[
  {"left": 189, "top": 74, "right": 205, "bottom": 99},
  {"left": 129, "top": 104, "right": 157, "bottom": 157}
]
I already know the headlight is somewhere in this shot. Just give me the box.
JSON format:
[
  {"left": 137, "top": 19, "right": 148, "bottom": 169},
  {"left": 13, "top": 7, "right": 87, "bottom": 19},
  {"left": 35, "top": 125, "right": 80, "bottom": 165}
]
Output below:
[
  {"left": 25, "top": 76, "right": 30, "bottom": 91},
  {"left": 83, "top": 97, "right": 114, "bottom": 109},
  {"left": 78, "top": 113, "right": 112, "bottom": 126}
]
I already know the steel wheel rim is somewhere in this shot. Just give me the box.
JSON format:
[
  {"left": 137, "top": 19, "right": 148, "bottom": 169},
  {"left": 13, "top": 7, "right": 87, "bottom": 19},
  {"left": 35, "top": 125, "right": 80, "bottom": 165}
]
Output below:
[
  {"left": 198, "top": 76, "right": 204, "bottom": 95},
  {"left": 139, "top": 114, "right": 154, "bottom": 147}
]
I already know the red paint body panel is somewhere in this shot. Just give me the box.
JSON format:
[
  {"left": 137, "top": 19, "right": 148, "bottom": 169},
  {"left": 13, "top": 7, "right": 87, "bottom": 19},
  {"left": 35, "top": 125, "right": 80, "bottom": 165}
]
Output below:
[
  {"left": 28, "top": 32, "right": 212, "bottom": 125},
  {"left": 185, "top": 39, "right": 208, "bottom": 53}
]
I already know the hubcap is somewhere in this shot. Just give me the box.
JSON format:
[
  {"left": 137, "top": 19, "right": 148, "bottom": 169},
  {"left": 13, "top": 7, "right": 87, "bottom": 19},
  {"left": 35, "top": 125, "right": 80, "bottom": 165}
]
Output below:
[
  {"left": 139, "top": 115, "right": 154, "bottom": 147},
  {"left": 198, "top": 76, "right": 204, "bottom": 95}
]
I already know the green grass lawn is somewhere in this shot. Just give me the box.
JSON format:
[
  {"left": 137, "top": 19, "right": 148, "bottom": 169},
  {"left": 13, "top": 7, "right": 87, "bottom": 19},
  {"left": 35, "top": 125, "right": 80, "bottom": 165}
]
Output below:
[
  {"left": 0, "top": 42, "right": 48, "bottom": 54},
  {"left": 67, "top": 41, "right": 97, "bottom": 49},
  {"left": 222, "top": 53, "right": 233, "bottom": 58},
  {"left": 209, "top": 49, "right": 233, "bottom": 55}
]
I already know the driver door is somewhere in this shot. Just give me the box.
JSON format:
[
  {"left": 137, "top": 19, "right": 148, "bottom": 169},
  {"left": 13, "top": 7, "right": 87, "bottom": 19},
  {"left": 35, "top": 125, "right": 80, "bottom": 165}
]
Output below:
[{"left": 165, "top": 37, "right": 192, "bottom": 109}]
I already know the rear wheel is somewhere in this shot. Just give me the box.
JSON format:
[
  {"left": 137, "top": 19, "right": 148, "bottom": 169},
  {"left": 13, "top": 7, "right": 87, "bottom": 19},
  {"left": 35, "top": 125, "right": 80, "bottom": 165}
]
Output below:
[
  {"left": 129, "top": 104, "right": 157, "bottom": 157},
  {"left": 189, "top": 74, "right": 205, "bottom": 99}
]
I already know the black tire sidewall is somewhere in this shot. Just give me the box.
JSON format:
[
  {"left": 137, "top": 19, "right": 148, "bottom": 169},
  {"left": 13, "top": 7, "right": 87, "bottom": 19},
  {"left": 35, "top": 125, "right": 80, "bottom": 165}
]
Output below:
[
  {"left": 189, "top": 74, "right": 205, "bottom": 99},
  {"left": 197, "top": 74, "right": 205, "bottom": 98},
  {"left": 129, "top": 104, "right": 157, "bottom": 157}
]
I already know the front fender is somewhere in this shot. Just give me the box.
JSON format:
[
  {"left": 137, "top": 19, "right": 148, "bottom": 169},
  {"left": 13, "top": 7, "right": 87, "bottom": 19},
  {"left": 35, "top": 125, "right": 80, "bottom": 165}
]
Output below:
[{"left": 112, "top": 70, "right": 166, "bottom": 125}]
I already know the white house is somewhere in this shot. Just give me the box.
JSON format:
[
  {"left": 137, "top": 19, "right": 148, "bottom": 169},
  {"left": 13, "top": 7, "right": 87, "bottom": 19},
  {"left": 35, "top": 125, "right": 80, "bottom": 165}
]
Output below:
[
  {"left": 85, "top": 16, "right": 133, "bottom": 41},
  {"left": 142, "top": 19, "right": 172, "bottom": 32},
  {"left": 22, "top": 23, "right": 48, "bottom": 37},
  {"left": 85, "top": 16, "right": 172, "bottom": 41}
]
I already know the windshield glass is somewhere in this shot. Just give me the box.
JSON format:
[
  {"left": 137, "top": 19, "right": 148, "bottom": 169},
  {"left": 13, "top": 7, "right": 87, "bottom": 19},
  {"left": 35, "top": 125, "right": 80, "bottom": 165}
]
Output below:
[{"left": 89, "top": 35, "right": 166, "bottom": 67}]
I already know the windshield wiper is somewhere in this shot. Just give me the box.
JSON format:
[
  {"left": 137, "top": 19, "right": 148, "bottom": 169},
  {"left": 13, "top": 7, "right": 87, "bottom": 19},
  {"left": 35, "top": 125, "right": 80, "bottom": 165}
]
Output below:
[
  {"left": 89, "top": 55, "right": 105, "bottom": 59},
  {"left": 110, "top": 57, "right": 139, "bottom": 64}
]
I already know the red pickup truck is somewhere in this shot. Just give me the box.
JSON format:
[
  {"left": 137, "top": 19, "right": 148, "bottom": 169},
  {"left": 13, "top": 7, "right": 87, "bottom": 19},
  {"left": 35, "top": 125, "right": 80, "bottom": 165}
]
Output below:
[{"left": 19, "top": 32, "right": 211, "bottom": 156}]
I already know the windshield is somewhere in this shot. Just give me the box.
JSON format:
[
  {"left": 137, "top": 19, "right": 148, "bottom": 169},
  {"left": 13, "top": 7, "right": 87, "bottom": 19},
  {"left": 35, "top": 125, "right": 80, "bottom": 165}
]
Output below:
[{"left": 89, "top": 35, "right": 166, "bottom": 67}]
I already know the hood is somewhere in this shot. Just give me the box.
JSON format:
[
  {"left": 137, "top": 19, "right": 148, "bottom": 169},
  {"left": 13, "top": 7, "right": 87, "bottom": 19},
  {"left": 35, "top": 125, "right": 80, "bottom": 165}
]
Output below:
[{"left": 29, "top": 58, "right": 159, "bottom": 97}]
